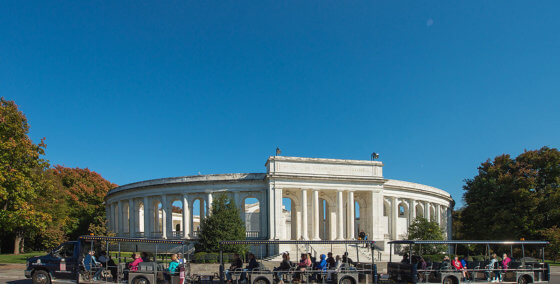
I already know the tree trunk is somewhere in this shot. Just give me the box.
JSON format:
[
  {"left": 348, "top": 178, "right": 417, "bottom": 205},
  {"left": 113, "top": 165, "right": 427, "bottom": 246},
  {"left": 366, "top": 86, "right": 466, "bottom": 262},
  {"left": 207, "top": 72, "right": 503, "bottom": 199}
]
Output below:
[{"left": 13, "top": 233, "right": 23, "bottom": 255}]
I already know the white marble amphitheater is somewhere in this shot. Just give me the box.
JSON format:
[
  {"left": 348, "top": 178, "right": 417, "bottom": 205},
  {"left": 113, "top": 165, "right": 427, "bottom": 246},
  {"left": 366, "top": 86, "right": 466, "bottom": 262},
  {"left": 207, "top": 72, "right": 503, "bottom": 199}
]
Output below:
[{"left": 105, "top": 156, "right": 453, "bottom": 258}]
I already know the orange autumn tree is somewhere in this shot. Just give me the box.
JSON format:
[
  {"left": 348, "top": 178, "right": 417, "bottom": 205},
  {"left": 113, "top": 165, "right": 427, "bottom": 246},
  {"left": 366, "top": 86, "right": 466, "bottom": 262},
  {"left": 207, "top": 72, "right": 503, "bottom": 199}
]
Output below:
[{"left": 48, "top": 166, "right": 117, "bottom": 239}]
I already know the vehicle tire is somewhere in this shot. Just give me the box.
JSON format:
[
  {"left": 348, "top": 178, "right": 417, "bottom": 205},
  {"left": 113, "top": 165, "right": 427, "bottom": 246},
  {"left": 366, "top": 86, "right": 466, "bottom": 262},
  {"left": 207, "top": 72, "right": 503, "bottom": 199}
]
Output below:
[
  {"left": 133, "top": 276, "right": 150, "bottom": 284},
  {"left": 32, "top": 270, "right": 51, "bottom": 284},
  {"left": 518, "top": 275, "right": 528, "bottom": 284},
  {"left": 442, "top": 276, "right": 457, "bottom": 284},
  {"left": 339, "top": 276, "right": 354, "bottom": 284},
  {"left": 253, "top": 277, "right": 269, "bottom": 284}
]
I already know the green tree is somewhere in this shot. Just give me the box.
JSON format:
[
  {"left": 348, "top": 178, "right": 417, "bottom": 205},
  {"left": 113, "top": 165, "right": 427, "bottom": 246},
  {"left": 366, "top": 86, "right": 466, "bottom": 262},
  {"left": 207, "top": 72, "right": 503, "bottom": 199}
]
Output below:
[
  {"left": 0, "top": 98, "right": 51, "bottom": 254},
  {"left": 195, "top": 193, "right": 246, "bottom": 253},
  {"left": 539, "top": 226, "right": 560, "bottom": 262},
  {"left": 407, "top": 217, "right": 446, "bottom": 254},
  {"left": 460, "top": 147, "right": 560, "bottom": 240}
]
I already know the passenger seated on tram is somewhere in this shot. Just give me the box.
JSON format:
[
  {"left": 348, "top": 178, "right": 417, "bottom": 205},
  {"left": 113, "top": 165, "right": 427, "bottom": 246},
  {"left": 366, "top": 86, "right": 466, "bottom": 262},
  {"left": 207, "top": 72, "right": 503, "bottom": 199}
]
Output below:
[
  {"left": 84, "top": 250, "right": 103, "bottom": 281},
  {"left": 240, "top": 253, "right": 258, "bottom": 281},
  {"left": 342, "top": 252, "right": 354, "bottom": 267},
  {"left": 293, "top": 253, "right": 312, "bottom": 281},
  {"left": 326, "top": 253, "right": 335, "bottom": 269},
  {"left": 141, "top": 252, "right": 150, "bottom": 262},
  {"left": 316, "top": 254, "right": 328, "bottom": 271},
  {"left": 497, "top": 253, "right": 511, "bottom": 282},
  {"left": 225, "top": 253, "right": 243, "bottom": 284},
  {"left": 326, "top": 256, "right": 342, "bottom": 281},
  {"left": 485, "top": 253, "right": 499, "bottom": 282},
  {"left": 401, "top": 253, "right": 409, "bottom": 264},
  {"left": 440, "top": 256, "right": 451, "bottom": 269},
  {"left": 177, "top": 253, "right": 185, "bottom": 265},
  {"left": 98, "top": 251, "right": 117, "bottom": 281},
  {"left": 452, "top": 255, "right": 468, "bottom": 280},
  {"left": 274, "top": 253, "right": 292, "bottom": 284},
  {"left": 129, "top": 253, "right": 144, "bottom": 272},
  {"left": 167, "top": 254, "right": 180, "bottom": 274}
]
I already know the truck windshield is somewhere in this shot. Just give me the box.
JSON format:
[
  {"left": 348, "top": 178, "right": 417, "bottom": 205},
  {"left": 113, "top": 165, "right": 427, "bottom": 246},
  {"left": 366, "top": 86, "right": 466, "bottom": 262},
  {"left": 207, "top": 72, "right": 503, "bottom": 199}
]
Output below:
[{"left": 53, "top": 243, "right": 75, "bottom": 258}]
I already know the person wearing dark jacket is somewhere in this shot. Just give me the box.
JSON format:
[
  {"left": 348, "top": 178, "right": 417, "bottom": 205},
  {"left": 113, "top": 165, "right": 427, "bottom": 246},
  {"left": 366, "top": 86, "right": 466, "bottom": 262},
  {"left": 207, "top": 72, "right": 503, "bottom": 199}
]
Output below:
[
  {"left": 241, "top": 253, "right": 258, "bottom": 281},
  {"left": 326, "top": 253, "right": 335, "bottom": 269},
  {"left": 275, "top": 253, "right": 293, "bottom": 284},
  {"left": 226, "top": 253, "right": 243, "bottom": 283}
]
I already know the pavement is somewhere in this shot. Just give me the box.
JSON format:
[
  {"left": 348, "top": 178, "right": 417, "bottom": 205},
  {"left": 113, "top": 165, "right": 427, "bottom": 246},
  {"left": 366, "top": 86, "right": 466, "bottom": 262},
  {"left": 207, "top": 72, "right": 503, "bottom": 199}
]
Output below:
[{"left": 0, "top": 263, "right": 559, "bottom": 284}]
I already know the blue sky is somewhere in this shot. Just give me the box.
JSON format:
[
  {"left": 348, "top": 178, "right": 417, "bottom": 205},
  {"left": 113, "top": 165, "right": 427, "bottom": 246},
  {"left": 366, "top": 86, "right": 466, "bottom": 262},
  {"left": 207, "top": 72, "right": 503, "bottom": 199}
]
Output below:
[{"left": 3, "top": 1, "right": 559, "bottom": 208}]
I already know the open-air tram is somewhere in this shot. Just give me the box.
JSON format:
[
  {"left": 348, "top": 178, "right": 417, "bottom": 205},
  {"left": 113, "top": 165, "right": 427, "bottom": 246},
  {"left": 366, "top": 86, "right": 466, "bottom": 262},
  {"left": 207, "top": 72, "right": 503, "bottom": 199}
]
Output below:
[
  {"left": 218, "top": 240, "right": 380, "bottom": 284},
  {"left": 386, "top": 240, "right": 550, "bottom": 284},
  {"left": 25, "top": 235, "right": 194, "bottom": 284}
]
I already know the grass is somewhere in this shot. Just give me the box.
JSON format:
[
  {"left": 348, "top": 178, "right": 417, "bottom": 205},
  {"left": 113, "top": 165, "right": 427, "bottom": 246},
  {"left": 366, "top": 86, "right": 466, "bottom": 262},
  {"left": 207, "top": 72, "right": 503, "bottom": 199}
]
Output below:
[
  {"left": 0, "top": 251, "right": 46, "bottom": 264},
  {"left": 545, "top": 260, "right": 560, "bottom": 266}
]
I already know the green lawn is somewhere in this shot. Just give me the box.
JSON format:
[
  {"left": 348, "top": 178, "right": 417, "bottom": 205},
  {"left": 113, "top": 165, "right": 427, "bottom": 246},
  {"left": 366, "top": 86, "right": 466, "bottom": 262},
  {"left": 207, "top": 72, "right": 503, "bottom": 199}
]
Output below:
[
  {"left": 0, "top": 251, "right": 46, "bottom": 264},
  {"left": 545, "top": 260, "right": 560, "bottom": 266}
]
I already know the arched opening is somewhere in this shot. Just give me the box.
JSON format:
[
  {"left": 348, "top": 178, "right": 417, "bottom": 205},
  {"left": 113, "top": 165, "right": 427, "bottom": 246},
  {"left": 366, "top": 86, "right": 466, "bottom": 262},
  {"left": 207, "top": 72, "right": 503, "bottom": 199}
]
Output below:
[
  {"left": 383, "top": 200, "right": 390, "bottom": 236},
  {"left": 415, "top": 204, "right": 424, "bottom": 219},
  {"left": 123, "top": 202, "right": 130, "bottom": 236},
  {"left": 244, "top": 197, "right": 261, "bottom": 239},
  {"left": 354, "top": 201, "right": 360, "bottom": 239},
  {"left": 319, "top": 199, "right": 332, "bottom": 240},
  {"left": 171, "top": 199, "right": 183, "bottom": 238},
  {"left": 430, "top": 206, "right": 436, "bottom": 222},
  {"left": 397, "top": 202, "right": 409, "bottom": 238},
  {"left": 282, "top": 197, "right": 296, "bottom": 240},
  {"left": 154, "top": 201, "right": 162, "bottom": 237},
  {"left": 192, "top": 198, "right": 206, "bottom": 237}
]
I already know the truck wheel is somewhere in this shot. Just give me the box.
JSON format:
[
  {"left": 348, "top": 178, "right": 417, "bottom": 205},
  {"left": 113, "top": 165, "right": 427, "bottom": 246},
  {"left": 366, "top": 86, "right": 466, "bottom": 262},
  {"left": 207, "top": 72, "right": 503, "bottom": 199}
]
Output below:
[{"left": 32, "top": 270, "right": 51, "bottom": 284}]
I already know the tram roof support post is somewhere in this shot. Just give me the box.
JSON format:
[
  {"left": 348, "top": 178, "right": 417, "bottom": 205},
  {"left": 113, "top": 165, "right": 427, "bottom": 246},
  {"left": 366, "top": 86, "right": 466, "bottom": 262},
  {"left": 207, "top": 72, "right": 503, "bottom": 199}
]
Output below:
[{"left": 389, "top": 244, "right": 392, "bottom": 263}]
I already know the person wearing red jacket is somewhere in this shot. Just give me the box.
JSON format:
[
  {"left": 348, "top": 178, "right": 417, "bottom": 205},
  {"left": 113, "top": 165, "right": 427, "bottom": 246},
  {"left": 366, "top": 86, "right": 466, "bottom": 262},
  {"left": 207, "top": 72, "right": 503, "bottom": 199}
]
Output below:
[{"left": 452, "top": 255, "right": 468, "bottom": 280}]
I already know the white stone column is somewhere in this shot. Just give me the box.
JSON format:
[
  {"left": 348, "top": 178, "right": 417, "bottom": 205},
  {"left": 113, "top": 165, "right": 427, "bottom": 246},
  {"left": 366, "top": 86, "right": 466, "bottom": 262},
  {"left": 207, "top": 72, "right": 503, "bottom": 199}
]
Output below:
[
  {"left": 347, "top": 191, "right": 355, "bottom": 239},
  {"left": 206, "top": 193, "right": 213, "bottom": 216},
  {"left": 337, "top": 190, "right": 344, "bottom": 240},
  {"left": 409, "top": 199, "right": 416, "bottom": 226},
  {"left": 312, "top": 190, "right": 320, "bottom": 240},
  {"left": 295, "top": 204, "right": 302, "bottom": 240},
  {"left": 129, "top": 199, "right": 135, "bottom": 237},
  {"left": 424, "top": 202, "right": 430, "bottom": 221},
  {"left": 274, "top": 188, "right": 283, "bottom": 239},
  {"left": 370, "top": 191, "right": 384, "bottom": 240},
  {"left": 301, "top": 189, "right": 308, "bottom": 240},
  {"left": 182, "top": 194, "right": 190, "bottom": 238},
  {"left": 390, "top": 197, "right": 398, "bottom": 240},
  {"left": 143, "top": 197, "right": 150, "bottom": 237},
  {"left": 117, "top": 200, "right": 123, "bottom": 236},
  {"left": 435, "top": 204, "right": 441, "bottom": 225},
  {"left": 161, "top": 195, "right": 167, "bottom": 239}
]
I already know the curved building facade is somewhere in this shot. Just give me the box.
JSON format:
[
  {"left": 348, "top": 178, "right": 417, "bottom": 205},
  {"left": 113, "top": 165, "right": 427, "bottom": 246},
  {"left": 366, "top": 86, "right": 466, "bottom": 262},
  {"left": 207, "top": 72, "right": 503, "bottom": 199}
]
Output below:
[{"left": 105, "top": 156, "right": 453, "bottom": 253}]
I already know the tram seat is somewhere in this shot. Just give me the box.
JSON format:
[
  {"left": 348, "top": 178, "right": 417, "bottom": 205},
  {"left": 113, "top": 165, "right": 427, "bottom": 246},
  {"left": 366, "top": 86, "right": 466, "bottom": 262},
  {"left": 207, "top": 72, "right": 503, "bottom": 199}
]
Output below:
[
  {"left": 508, "top": 262, "right": 521, "bottom": 269},
  {"left": 138, "top": 262, "right": 158, "bottom": 272}
]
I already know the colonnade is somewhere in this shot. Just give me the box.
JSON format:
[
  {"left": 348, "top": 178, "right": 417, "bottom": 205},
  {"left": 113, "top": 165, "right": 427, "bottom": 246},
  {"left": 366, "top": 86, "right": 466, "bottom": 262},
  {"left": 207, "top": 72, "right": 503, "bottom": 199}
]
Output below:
[{"left": 107, "top": 190, "right": 451, "bottom": 241}]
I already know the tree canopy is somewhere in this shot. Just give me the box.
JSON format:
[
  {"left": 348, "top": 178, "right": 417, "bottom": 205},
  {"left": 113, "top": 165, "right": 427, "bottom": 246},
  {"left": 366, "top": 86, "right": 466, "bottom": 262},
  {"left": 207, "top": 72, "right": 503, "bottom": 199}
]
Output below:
[
  {"left": 406, "top": 217, "right": 446, "bottom": 254},
  {"left": 460, "top": 147, "right": 560, "bottom": 241},
  {"left": 0, "top": 98, "right": 116, "bottom": 253},
  {"left": 0, "top": 98, "right": 51, "bottom": 254},
  {"left": 195, "top": 193, "right": 246, "bottom": 254}
]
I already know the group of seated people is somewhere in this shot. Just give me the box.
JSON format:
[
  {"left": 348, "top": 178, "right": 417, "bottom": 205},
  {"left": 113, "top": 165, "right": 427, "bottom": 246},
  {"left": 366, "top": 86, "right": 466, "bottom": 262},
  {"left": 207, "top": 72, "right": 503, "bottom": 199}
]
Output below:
[
  {"left": 276, "top": 251, "right": 356, "bottom": 283},
  {"left": 225, "top": 251, "right": 356, "bottom": 284},
  {"left": 83, "top": 250, "right": 185, "bottom": 282},
  {"left": 404, "top": 252, "right": 512, "bottom": 282},
  {"left": 225, "top": 253, "right": 259, "bottom": 283},
  {"left": 84, "top": 250, "right": 117, "bottom": 281}
]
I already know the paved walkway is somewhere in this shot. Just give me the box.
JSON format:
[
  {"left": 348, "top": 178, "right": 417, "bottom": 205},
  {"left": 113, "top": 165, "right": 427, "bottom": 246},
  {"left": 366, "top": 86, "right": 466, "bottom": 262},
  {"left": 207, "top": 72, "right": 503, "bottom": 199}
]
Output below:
[{"left": 1, "top": 263, "right": 559, "bottom": 284}]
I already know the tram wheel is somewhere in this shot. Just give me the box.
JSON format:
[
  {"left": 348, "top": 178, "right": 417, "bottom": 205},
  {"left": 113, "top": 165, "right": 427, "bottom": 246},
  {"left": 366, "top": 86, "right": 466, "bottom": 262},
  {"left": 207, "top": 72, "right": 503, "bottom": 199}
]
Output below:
[
  {"left": 339, "top": 277, "right": 354, "bottom": 284},
  {"left": 253, "top": 277, "right": 269, "bottom": 284},
  {"left": 134, "top": 276, "right": 149, "bottom": 284},
  {"left": 442, "top": 276, "right": 457, "bottom": 284},
  {"left": 518, "top": 275, "right": 528, "bottom": 284}
]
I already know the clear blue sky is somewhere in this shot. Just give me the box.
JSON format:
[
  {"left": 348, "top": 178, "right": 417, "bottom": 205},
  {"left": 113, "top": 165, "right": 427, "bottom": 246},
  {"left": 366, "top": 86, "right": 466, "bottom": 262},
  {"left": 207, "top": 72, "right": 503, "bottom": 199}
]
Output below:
[{"left": 3, "top": 1, "right": 559, "bottom": 208}]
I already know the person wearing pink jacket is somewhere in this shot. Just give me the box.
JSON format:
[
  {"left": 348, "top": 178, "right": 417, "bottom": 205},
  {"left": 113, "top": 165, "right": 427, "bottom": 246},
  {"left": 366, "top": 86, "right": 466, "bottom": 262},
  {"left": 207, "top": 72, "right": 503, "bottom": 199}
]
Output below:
[{"left": 128, "top": 253, "right": 143, "bottom": 272}]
